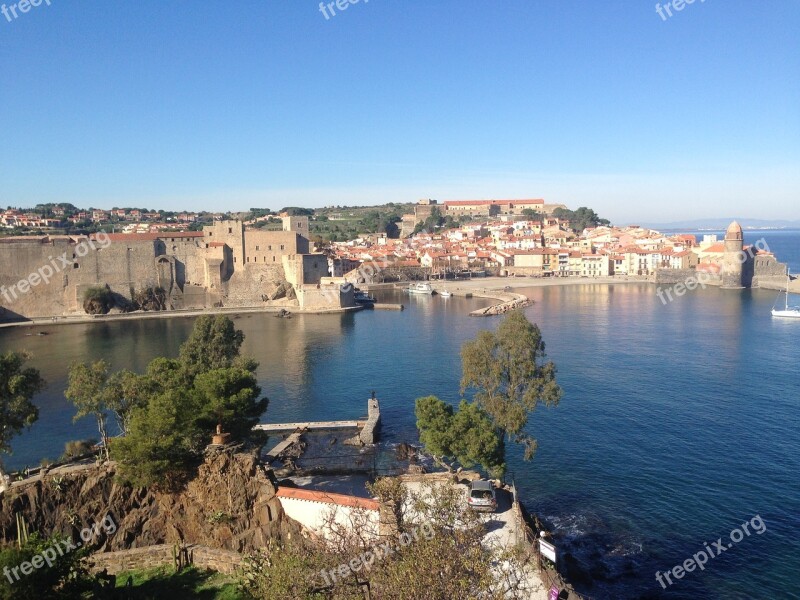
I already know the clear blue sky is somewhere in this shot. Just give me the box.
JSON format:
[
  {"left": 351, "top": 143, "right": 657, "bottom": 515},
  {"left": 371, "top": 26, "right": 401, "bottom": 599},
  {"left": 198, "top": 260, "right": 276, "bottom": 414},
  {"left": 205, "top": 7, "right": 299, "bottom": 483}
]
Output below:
[{"left": 1, "top": 1, "right": 798, "bottom": 223}]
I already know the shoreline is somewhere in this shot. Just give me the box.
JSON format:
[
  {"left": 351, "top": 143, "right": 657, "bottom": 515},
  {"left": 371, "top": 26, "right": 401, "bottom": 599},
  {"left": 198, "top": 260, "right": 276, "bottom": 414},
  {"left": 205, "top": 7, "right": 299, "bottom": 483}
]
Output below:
[
  {"left": 0, "top": 304, "right": 365, "bottom": 330},
  {"left": 4, "top": 273, "right": 794, "bottom": 330}
]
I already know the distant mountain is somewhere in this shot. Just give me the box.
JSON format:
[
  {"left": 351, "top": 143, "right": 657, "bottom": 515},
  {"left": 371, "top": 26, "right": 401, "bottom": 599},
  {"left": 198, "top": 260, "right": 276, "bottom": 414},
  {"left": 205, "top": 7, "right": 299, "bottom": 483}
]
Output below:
[{"left": 641, "top": 218, "right": 800, "bottom": 231}]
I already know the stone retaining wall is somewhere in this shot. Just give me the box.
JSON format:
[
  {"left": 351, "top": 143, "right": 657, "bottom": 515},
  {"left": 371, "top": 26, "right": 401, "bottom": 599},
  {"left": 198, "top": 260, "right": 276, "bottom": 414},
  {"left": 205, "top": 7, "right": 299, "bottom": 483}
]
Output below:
[{"left": 88, "top": 544, "right": 244, "bottom": 576}]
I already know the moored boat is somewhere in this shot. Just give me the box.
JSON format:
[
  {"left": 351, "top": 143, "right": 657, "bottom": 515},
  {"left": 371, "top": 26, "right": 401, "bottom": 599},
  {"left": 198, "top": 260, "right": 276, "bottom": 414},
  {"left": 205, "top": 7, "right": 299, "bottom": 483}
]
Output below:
[
  {"left": 407, "top": 282, "right": 433, "bottom": 295},
  {"left": 772, "top": 270, "right": 800, "bottom": 319},
  {"left": 354, "top": 289, "right": 376, "bottom": 305}
]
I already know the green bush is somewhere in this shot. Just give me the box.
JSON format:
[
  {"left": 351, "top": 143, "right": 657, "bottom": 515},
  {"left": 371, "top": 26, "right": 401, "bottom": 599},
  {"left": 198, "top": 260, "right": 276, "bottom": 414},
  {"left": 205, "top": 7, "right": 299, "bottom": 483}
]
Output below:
[{"left": 82, "top": 285, "right": 114, "bottom": 315}]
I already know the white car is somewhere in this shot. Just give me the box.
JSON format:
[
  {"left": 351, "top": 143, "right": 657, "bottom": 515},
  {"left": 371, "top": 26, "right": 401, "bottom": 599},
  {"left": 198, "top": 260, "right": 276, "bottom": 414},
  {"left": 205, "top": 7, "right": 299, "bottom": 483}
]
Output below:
[{"left": 467, "top": 480, "right": 497, "bottom": 512}]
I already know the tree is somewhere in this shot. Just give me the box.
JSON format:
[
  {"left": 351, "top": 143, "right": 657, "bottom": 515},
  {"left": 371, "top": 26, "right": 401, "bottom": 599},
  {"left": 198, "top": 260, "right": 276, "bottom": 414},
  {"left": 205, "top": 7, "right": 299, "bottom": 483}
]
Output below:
[
  {"left": 65, "top": 361, "right": 112, "bottom": 461},
  {"left": 110, "top": 316, "right": 268, "bottom": 488},
  {"left": 522, "top": 208, "right": 542, "bottom": 219},
  {"left": 279, "top": 207, "right": 314, "bottom": 217},
  {"left": 104, "top": 369, "right": 148, "bottom": 435},
  {"left": 82, "top": 285, "right": 114, "bottom": 315},
  {"left": 178, "top": 315, "right": 254, "bottom": 378},
  {"left": 460, "top": 310, "right": 561, "bottom": 460},
  {"left": 112, "top": 388, "right": 202, "bottom": 489},
  {"left": 552, "top": 206, "right": 610, "bottom": 232},
  {"left": 0, "top": 352, "right": 44, "bottom": 482},
  {"left": 0, "top": 533, "right": 92, "bottom": 599},
  {"left": 238, "top": 479, "right": 528, "bottom": 599},
  {"left": 192, "top": 367, "right": 269, "bottom": 440},
  {"left": 415, "top": 396, "right": 506, "bottom": 478}
]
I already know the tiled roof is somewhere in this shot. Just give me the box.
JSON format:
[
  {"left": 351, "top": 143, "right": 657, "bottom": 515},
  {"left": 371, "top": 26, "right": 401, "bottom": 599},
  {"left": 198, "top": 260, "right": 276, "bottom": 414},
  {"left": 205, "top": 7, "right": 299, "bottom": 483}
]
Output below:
[{"left": 276, "top": 487, "right": 380, "bottom": 510}]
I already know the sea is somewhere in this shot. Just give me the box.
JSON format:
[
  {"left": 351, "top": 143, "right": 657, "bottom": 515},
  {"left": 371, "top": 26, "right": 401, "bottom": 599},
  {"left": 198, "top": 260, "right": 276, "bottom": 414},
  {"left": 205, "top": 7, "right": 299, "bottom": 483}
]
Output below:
[{"left": 1, "top": 230, "right": 799, "bottom": 599}]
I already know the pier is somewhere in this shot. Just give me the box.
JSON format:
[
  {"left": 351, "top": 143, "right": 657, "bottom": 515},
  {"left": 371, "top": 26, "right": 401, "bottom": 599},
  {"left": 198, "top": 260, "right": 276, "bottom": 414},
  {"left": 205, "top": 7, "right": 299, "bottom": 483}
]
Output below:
[{"left": 254, "top": 395, "right": 381, "bottom": 445}]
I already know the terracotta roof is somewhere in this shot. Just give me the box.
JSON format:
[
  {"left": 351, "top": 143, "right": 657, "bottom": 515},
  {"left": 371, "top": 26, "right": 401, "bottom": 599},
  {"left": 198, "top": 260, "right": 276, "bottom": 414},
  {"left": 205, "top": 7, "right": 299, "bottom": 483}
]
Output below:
[
  {"left": 276, "top": 487, "right": 380, "bottom": 510},
  {"left": 443, "top": 199, "right": 544, "bottom": 206}
]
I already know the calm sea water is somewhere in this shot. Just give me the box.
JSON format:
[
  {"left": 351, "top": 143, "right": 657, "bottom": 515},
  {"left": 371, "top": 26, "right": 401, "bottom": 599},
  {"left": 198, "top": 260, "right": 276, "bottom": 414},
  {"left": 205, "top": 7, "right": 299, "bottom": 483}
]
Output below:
[{"left": 1, "top": 231, "right": 799, "bottom": 599}]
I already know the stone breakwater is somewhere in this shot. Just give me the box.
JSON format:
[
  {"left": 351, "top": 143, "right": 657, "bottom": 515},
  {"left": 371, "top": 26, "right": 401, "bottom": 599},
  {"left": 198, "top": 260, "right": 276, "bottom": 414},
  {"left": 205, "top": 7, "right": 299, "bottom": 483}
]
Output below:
[{"left": 469, "top": 291, "right": 531, "bottom": 317}]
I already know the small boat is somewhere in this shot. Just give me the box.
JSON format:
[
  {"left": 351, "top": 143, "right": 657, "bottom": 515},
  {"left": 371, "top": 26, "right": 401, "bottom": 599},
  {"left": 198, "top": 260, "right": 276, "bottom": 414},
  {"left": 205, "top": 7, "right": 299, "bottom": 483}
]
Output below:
[
  {"left": 354, "top": 290, "right": 376, "bottom": 305},
  {"left": 407, "top": 282, "right": 433, "bottom": 295},
  {"left": 772, "top": 270, "right": 800, "bottom": 319},
  {"left": 439, "top": 289, "right": 452, "bottom": 298}
]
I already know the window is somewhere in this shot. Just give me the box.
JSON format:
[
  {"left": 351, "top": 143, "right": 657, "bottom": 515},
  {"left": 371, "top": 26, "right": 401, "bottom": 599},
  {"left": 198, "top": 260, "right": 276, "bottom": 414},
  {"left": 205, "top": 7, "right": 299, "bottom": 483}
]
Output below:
[
  {"left": 255, "top": 245, "right": 259, "bottom": 251},
  {"left": 228, "top": 227, "right": 232, "bottom": 234},
  {"left": 280, "top": 245, "right": 285, "bottom": 250}
]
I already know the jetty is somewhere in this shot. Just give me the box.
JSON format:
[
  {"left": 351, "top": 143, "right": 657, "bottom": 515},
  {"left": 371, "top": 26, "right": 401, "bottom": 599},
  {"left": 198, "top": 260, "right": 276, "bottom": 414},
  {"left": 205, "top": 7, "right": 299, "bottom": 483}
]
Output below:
[{"left": 254, "top": 395, "right": 381, "bottom": 446}]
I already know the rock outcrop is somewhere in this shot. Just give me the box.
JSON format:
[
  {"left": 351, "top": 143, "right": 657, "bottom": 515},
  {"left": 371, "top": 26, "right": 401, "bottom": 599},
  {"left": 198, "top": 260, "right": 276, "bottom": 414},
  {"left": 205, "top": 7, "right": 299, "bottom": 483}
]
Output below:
[{"left": 0, "top": 447, "right": 300, "bottom": 553}]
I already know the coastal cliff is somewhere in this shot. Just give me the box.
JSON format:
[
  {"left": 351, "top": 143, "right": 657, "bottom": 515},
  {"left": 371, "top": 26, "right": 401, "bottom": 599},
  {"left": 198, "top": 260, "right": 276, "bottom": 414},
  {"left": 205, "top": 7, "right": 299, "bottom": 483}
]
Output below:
[{"left": 0, "top": 447, "right": 300, "bottom": 553}]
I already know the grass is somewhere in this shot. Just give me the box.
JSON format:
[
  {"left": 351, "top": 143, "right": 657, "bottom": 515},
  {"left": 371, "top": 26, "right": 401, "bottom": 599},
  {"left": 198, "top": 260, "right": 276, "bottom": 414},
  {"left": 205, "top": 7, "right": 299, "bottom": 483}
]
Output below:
[{"left": 114, "top": 565, "right": 244, "bottom": 600}]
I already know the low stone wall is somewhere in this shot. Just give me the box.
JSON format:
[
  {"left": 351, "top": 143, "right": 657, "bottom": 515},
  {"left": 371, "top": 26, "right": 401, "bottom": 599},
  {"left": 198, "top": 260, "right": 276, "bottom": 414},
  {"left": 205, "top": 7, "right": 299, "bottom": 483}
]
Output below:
[
  {"left": 359, "top": 397, "right": 381, "bottom": 445},
  {"left": 344, "top": 397, "right": 381, "bottom": 446},
  {"left": 654, "top": 268, "right": 722, "bottom": 286},
  {"left": 88, "top": 544, "right": 244, "bottom": 576}
]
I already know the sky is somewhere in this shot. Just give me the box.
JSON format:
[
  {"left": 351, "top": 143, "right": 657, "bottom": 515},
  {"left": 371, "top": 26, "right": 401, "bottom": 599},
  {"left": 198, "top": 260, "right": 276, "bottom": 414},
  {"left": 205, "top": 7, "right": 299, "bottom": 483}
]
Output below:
[{"left": 0, "top": 0, "right": 798, "bottom": 224}]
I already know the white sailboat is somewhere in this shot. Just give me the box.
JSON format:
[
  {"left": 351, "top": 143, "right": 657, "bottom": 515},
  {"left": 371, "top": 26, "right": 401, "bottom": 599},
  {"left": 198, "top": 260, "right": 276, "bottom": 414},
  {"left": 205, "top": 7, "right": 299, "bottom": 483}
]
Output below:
[
  {"left": 771, "top": 270, "right": 800, "bottom": 319},
  {"left": 439, "top": 289, "right": 452, "bottom": 298}
]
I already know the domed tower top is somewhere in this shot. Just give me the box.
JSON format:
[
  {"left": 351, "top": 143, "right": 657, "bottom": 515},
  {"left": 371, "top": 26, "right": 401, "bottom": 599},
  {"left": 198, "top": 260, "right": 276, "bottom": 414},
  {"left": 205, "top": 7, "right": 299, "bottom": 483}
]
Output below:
[{"left": 725, "top": 220, "right": 743, "bottom": 241}]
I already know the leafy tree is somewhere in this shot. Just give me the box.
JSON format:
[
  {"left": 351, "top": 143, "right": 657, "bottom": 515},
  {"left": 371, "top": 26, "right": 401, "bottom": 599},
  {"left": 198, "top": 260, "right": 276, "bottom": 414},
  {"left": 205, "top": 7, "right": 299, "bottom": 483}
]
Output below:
[
  {"left": 279, "top": 207, "right": 314, "bottom": 217},
  {"left": 239, "top": 480, "right": 527, "bottom": 599},
  {"left": 65, "top": 361, "right": 112, "bottom": 461},
  {"left": 112, "top": 388, "right": 202, "bottom": 489},
  {"left": 61, "top": 438, "right": 98, "bottom": 460},
  {"left": 552, "top": 206, "right": 610, "bottom": 232},
  {"left": 0, "top": 533, "right": 92, "bottom": 600},
  {"left": 415, "top": 395, "right": 455, "bottom": 457},
  {"left": 415, "top": 396, "right": 505, "bottom": 477},
  {"left": 522, "top": 208, "right": 542, "bottom": 219},
  {"left": 104, "top": 369, "right": 149, "bottom": 435},
  {"left": 110, "top": 316, "right": 267, "bottom": 488},
  {"left": 82, "top": 285, "right": 114, "bottom": 315},
  {"left": 0, "top": 352, "right": 44, "bottom": 482},
  {"left": 412, "top": 207, "right": 446, "bottom": 235},
  {"left": 193, "top": 367, "right": 268, "bottom": 440},
  {"left": 178, "top": 315, "right": 254, "bottom": 378},
  {"left": 461, "top": 310, "right": 561, "bottom": 460}
]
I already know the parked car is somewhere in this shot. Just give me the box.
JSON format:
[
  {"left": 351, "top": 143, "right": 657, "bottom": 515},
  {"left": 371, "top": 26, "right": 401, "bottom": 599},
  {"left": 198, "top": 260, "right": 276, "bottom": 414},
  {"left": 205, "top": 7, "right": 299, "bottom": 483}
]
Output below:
[{"left": 467, "top": 480, "right": 497, "bottom": 512}]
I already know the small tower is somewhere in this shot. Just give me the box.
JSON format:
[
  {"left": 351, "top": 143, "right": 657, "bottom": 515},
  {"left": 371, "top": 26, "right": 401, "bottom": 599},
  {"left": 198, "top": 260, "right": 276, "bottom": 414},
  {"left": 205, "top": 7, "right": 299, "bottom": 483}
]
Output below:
[{"left": 720, "top": 220, "right": 744, "bottom": 289}]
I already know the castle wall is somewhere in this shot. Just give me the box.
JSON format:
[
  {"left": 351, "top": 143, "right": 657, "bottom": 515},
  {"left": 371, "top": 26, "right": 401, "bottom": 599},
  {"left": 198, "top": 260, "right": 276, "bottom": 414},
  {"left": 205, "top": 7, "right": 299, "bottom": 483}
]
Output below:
[
  {"left": 295, "top": 284, "right": 355, "bottom": 310},
  {"left": 245, "top": 230, "right": 309, "bottom": 266},
  {"left": 0, "top": 225, "right": 344, "bottom": 321}
]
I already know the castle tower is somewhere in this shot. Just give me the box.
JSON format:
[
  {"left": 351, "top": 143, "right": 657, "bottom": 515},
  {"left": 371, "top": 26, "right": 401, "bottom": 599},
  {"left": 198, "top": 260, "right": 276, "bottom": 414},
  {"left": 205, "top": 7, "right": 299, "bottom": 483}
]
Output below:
[{"left": 720, "top": 220, "right": 744, "bottom": 289}]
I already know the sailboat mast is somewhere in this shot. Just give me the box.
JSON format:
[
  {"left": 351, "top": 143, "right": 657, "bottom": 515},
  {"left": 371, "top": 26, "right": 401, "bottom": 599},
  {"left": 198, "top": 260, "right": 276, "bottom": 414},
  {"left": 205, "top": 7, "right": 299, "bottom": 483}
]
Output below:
[{"left": 787, "top": 269, "right": 791, "bottom": 311}]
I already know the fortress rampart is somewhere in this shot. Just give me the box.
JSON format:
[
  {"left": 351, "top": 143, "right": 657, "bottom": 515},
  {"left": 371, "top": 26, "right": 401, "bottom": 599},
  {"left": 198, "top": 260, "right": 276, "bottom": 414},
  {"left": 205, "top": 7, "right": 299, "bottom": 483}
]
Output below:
[{"left": 0, "top": 217, "right": 353, "bottom": 322}]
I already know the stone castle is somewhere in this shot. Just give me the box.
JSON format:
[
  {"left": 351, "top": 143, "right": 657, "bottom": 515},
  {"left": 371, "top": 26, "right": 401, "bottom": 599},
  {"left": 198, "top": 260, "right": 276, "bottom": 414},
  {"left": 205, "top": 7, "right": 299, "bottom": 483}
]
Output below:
[{"left": 0, "top": 216, "right": 352, "bottom": 322}]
